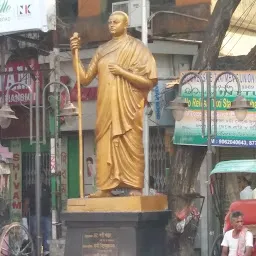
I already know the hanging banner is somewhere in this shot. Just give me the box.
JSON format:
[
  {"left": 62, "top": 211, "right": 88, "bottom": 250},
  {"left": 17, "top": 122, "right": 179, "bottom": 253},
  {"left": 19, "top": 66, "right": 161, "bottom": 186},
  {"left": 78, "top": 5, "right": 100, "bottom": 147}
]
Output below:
[
  {"left": 10, "top": 140, "right": 22, "bottom": 222},
  {"left": 149, "top": 80, "right": 175, "bottom": 127},
  {"left": 0, "top": 0, "right": 56, "bottom": 34},
  {"left": 60, "top": 137, "right": 68, "bottom": 210},
  {"left": 173, "top": 71, "right": 256, "bottom": 148}
]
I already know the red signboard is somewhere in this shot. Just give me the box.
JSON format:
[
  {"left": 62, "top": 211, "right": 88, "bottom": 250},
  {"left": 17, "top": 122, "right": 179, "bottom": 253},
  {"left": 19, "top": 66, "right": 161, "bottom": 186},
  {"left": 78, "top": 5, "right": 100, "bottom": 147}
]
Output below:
[
  {"left": 70, "top": 83, "right": 97, "bottom": 102},
  {"left": 0, "top": 59, "right": 42, "bottom": 105}
]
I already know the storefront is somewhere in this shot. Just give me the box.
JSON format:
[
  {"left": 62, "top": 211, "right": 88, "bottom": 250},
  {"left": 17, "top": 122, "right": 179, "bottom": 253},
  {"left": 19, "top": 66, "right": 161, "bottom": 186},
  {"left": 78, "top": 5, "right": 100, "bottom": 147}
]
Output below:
[
  {"left": 0, "top": 56, "right": 51, "bottom": 221},
  {"left": 2, "top": 139, "right": 50, "bottom": 219}
]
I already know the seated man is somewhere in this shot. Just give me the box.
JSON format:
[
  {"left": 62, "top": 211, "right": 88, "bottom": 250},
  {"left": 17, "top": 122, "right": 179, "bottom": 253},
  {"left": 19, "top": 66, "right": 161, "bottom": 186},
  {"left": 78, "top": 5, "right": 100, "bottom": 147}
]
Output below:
[
  {"left": 239, "top": 177, "right": 253, "bottom": 200},
  {"left": 221, "top": 211, "right": 253, "bottom": 256}
]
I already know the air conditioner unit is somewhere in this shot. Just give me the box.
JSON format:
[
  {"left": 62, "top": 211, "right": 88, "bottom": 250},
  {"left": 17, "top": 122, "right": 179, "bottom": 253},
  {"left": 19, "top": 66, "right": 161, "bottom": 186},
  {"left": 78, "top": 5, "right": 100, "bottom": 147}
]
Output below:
[{"left": 112, "top": 0, "right": 150, "bottom": 28}]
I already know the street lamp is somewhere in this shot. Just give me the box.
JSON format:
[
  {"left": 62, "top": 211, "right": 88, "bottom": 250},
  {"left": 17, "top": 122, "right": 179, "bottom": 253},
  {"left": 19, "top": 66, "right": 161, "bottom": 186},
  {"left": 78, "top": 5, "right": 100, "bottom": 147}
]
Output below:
[
  {"left": 167, "top": 71, "right": 205, "bottom": 135},
  {"left": 169, "top": 71, "right": 252, "bottom": 124},
  {"left": 229, "top": 96, "right": 251, "bottom": 121},
  {"left": 212, "top": 71, "right": 253, "bottom": 122},
  {"left": 0, "top": 104, "right": 18, "bottom": 128},
  {"left": 59, "top": 101, "right": 78, "bottom": 126},
  {"left": 42, "top": 81, "right": 78, "bottom": 144},
  {"left": 227, "top": 96, "right": 252, "bottom": 121},
  {"left": 0, "top": 77, "right": 77, "bottom": 256},
  {"left": 168, "top": 96, "right": 188, "bottom": 121}
]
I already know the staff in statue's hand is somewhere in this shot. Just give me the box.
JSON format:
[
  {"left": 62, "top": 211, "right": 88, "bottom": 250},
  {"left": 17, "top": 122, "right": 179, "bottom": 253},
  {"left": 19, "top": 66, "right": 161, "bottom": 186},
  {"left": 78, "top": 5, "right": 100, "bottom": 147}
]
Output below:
[{"left": 70, "top": 33, "right": 81, "bottom": 52}]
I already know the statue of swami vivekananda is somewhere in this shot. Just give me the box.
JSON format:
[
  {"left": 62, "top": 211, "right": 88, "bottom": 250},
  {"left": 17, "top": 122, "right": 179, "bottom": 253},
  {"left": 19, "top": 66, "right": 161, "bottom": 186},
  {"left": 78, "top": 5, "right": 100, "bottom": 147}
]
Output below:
[{"left": 70, "top": 11, "right": 158, "bottom": 198}]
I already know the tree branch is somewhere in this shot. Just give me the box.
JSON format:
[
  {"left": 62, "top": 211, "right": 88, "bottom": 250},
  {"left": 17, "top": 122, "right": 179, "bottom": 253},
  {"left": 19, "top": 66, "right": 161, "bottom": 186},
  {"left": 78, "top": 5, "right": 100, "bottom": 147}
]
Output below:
[{"left": 193, "top": 0, "right": 241, "bottom": 70}]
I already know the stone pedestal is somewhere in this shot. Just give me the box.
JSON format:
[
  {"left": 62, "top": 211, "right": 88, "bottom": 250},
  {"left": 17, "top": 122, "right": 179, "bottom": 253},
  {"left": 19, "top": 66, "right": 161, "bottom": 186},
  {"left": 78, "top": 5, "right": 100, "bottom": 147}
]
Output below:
[
  {"left": 62, "top": 211, "right": 170, "bottom": 256},
  {"left": 62, "top": 196, "right": 170, "bottom": 256}
]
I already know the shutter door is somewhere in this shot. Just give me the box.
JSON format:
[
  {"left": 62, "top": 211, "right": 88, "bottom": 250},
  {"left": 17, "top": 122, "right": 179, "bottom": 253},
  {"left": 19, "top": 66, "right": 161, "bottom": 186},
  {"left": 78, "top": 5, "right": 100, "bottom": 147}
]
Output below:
[{"left": 218, "top": 147, "right": 256, "bottom": 161}]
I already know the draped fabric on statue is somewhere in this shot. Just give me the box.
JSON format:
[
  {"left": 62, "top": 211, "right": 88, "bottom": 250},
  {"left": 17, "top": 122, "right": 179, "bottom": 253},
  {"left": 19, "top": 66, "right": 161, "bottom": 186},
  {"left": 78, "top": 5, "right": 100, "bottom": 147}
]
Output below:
[{"left": 88, "top": 35, "right": 157, "bottom": 190}]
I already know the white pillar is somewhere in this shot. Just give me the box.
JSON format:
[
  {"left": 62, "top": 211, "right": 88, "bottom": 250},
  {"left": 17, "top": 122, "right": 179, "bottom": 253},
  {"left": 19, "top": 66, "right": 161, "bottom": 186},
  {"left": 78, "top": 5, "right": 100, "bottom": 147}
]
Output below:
[
  {"left": 200, "top": 156, "right": 208, "bottom": 255},
  {"left": 49, "top": 48, "right": 60, "bottom": 240},
  {"left": 141, "top": 0, "right": 149, "bottom": 195}
]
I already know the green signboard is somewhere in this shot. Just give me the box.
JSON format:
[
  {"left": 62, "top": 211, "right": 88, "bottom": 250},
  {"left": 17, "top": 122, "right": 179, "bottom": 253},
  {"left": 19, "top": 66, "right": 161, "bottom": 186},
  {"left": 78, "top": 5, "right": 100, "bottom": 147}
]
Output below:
[{"left": 173, "top": 71, "right": 256, "bottom": 147}]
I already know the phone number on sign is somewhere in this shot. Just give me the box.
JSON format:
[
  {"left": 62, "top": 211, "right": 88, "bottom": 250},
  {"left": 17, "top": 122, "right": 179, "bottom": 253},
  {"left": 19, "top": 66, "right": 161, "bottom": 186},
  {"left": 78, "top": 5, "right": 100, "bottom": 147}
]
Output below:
[
  {"left": 217, "top": 139, "right": 248, "bottom": 146},
  {"left": 214, "top": 139, "right": 256, "bottom": 147}
]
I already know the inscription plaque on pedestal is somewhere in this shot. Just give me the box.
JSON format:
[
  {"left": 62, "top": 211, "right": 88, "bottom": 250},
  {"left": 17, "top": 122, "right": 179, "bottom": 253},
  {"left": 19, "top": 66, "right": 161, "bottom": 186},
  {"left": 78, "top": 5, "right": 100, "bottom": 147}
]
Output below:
[{"left": 82, "top": 229, "right": 118, "bottom": 256}]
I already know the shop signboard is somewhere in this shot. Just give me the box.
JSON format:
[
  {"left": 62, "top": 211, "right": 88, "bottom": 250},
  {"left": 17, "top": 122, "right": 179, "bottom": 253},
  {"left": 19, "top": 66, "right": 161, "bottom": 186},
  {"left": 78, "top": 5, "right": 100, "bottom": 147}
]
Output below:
[
  {"left": 0, "top": 0, "right": 56, "bottom": 34},
  {"left": 10, "top": 140, "right": 22, "bottom": 221},
  {"left": 173, "top": 71, "right": 256, "bottom": 148},
  {"left": 0, "top": 58, "right": 42, "bottom": 105}
]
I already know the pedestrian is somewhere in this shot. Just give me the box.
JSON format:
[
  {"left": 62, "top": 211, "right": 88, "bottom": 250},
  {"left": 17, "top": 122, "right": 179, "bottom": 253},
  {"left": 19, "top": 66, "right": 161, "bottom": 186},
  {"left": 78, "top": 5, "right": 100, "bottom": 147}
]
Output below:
[
  {"left": 24, "top": 169, "right": 51, "bottom": 256},
  {"left": 239, "top": 176, "right": 253, "bottom": 200}
]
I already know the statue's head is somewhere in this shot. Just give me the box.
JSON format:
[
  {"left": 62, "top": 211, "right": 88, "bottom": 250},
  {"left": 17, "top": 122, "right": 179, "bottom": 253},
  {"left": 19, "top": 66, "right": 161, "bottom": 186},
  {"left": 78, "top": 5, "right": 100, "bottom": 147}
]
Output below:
[{"left": 108, "top": 11, "right": 129, "bottom": 37}]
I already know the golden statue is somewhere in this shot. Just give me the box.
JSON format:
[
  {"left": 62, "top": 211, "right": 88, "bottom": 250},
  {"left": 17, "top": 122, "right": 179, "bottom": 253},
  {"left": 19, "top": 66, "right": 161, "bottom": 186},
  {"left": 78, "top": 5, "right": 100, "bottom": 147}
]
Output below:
[{"left": 70, "top": 11, "right": 158, "bottom": 198}]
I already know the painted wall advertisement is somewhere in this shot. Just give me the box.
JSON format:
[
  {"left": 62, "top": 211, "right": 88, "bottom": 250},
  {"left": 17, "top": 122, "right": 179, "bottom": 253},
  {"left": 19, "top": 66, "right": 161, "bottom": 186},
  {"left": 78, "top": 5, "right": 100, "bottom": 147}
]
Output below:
[
  {"left": 0, "top": 0, "right": 56, "bottom": 34},
  {"left": 173, "top": 71, "right": 256, "bottom": 148}
]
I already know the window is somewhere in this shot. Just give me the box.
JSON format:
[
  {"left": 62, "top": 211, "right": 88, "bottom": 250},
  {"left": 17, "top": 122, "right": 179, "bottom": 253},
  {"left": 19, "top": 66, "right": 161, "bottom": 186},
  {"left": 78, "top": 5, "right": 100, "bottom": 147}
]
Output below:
[
  {"left": 59, "top": 0, "right": 78, "bottom": 21},
  {"left": 112, "top": 1, "right": 129, "bottom": 14}
]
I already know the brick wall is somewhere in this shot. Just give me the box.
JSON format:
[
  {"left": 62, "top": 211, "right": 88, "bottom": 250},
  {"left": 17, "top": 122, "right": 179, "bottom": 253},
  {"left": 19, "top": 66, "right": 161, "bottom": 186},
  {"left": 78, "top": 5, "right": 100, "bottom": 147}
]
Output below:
[{"left": 78, "top": 0, "right": 101, "bottom": 17}]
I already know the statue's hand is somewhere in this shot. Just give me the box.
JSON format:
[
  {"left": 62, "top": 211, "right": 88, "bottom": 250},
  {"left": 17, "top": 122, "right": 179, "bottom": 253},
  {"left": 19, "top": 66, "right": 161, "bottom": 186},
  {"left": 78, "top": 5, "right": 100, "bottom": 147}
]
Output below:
[
  {"left": 70, "top": 33, "right": 81, "bottom": 53},
  {"left": 108, "top": 64, "right": 123, "bottom": 76}
]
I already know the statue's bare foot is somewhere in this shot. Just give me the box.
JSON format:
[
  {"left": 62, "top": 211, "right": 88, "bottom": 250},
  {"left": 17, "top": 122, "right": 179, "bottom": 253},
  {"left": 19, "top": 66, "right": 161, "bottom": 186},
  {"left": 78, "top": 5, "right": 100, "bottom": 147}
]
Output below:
[
  {"left": 128, "top": 189, "right": 142, "bottom": 196},
  {"left": 88, "top": 190, "right": 112, "bottom": 198}
]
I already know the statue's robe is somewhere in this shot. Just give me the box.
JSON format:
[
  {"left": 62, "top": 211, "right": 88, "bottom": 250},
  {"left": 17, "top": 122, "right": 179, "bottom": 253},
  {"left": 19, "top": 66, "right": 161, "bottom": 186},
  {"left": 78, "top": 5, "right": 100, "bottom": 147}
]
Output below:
[{"left": 85, "top": 35, "right": 157, "bottom": 190}]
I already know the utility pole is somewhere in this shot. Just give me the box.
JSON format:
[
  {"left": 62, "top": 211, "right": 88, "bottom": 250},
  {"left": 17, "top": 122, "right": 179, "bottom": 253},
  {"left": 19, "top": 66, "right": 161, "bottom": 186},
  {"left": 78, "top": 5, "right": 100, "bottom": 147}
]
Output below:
[
  {"left": 35, "top": 76, "right": 42, "bottom": 256},
  {"left": 49, "top": 50, "right": 56, "bottom": 240},
  {"left": 50, "top": 0, "right": 61, "bottom": 240},
  {"left": 206, "top": 71, "right": 213, "bottom": 255},
  {"left": 141, "top": 0, "right": 149, "bottom": 195},
  {"left": 49, "top": 45, "right": 61, "bottom": 240}
]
